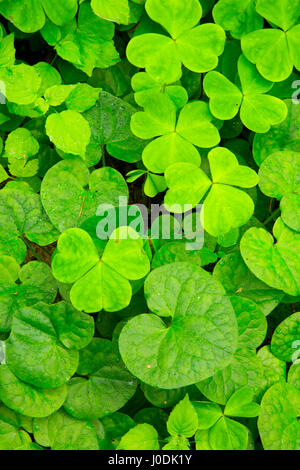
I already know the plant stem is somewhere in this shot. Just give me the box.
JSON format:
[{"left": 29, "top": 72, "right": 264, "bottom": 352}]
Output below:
[
  {"left": 22, "top": 236, "right": 43, "bottom": 263},
  {"left": 263, "top": 208, "right": 281, "bottom": 226},
  {"left": 50, "top": 53, "right": 58, "bottom": 66}
]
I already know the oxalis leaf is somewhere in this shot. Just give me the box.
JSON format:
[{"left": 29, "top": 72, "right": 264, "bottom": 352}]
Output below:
[
  {"left": 127, "top": 0, "right": 225, "bottom": 83},
  {"left": 164, "top": 147, "right": 259, "bottom": 237},
  {"left": 119, "top": 262, "right": 238, "bottom": 389},
  {"left": 131, "top": 71, "right": 188, "bottom": 109},
  {"left": 52, "top": 227, "right": 151, "bottom": 313},
  {"left": 0, "top": 0, "right": 78, "bottom": 33},
  {"left": 131, "top": 94, "right": 219, "bottom": 174},
  {"left": 213, "top": 0, "right": 263, "bottom": 39},
  {"left": 204, "top": 55, "right": 288, "bottom": 133},
  {"left": 241, "top": 0, "right": 300, "bottom": 82}
]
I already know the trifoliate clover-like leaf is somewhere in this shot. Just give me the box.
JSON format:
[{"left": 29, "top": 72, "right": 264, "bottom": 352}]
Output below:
[
  {"left": 209, "top": 416, "right": 249, "bottom": 450},
  {"left": 164, "top": 147, "right": 258, "bottom": 237},
  {"left": 204, "top": 55, "right": 288, "bottom": 133},
  {"left": 224, "top": 387, "right": 261, "bottom": 418},
  {"left": 119, "top": 262, "right": 238, "bottom": 389},
  {"left": 0, "top": 0, "right": 78, "bottom": 33},
  {"left": 41, "top": 159, "right": 128, "bottom": 232},
  {"left": 52, "top": 227, "right": 151, "bottom": 313},
  {"left": 259, "top": 151, "right": 300, "bottom": 232},
  {"left": 131, "top": 72, "right": 188, "bottom": 109},
  {"left": 63, "top": 338, "right": 137, "bottom": 420},
  {"left": 213, "top": 0, "right": 263, "bottom": 39},
  {"left": 127, "top": 0, "right": 225, "bottom": 83},
  {"left": 242, "top": 0, "right": 300, "bottom": 82},
  {"left": 240, "top": 218, "right": 300, "bottom": 296},
  {"left": 192, "top": 401, "right": 222, "bottom": 430},
  {"left": 131, "top": 94, "right": 219, "bottom": 174}
]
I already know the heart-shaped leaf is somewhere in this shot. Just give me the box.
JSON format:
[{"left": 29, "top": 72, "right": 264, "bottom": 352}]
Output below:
[
  {"left": 0, "top": 187, "right": 59, "bottom": 262},
  {"left": 259, "top": 151, "right": 300, "bottom": 232},
  {"left": 0, "top": 260, "right": 57, "bottom": 332},
  {"left": 41, "top": 159, "right": 128, "bottom": 232},
  {"left": 63, "top": 338, "right": 137, "bottom": 420},
  {"left": 119, "top": 262, "right": 238, "bottom": 389},
  {"left": 5, "top": 301, "right": 94, "bottom": 388},
  {"left": 213, "top": 252, "right": 284, "bottom": 315},
  {"left": 258, "top": 382, "right": 300, "bottom": 450},
  {"left": 0, "top": 365, "right": 67, "bottom": 418},
  {"left": 271, "top": 312, "right": 300, "bottom": 362},
  {"left": 241, "top": 218, "right": 300, "bottom": 296}
]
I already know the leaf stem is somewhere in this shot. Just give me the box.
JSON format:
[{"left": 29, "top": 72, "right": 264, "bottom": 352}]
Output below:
[
  {"left": 263, "top": 208, "right": 281, "bottom": 226},
  {"left": 50, "top": 53, "right": 58, "bottom": 67},
  {"left": 21, "top": 236, "right": 43, "bottom": 263}
]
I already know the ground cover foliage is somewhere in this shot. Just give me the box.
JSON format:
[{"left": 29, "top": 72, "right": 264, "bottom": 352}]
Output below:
[{"left": 0, "top": 0, "right": 299, "bottom": 451}]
